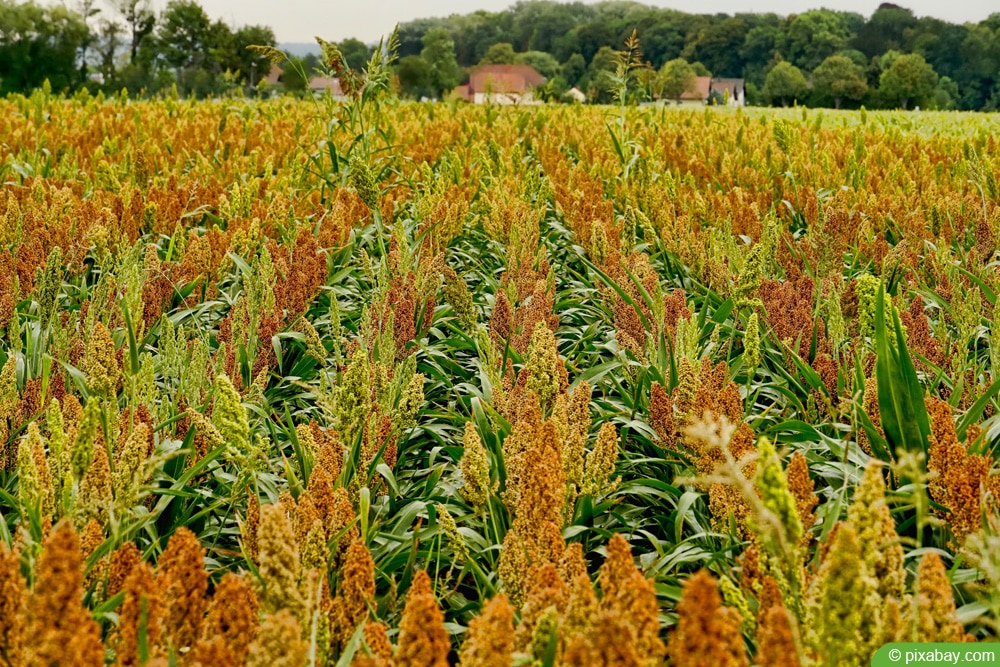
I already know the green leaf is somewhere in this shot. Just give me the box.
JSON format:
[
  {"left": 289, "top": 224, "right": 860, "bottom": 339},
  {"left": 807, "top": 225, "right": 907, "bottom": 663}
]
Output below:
[{"left": 874, "top": 283, "right": 930, "bottom": 459}]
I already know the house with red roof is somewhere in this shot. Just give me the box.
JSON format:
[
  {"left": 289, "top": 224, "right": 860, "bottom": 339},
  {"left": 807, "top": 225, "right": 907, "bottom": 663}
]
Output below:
[
  {"left": 675, "top": 76, "right": 745, "bottom": 106},
  {"left": 455, "top": 64, "right": 546, "bottom": 105}
]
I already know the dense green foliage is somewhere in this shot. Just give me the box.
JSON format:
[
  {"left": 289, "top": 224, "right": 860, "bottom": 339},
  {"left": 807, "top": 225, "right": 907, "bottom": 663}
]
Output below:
[
  {"left": 2, "top": 0, "right": 999, "bottom": 110},
  {"left": 392, "top": 1, "right": 999, "bottom": 109}
]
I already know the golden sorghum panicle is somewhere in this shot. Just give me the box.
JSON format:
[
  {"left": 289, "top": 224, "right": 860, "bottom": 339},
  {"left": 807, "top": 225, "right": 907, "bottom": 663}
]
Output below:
[
  {"left": 582, "top": 421, "right": 619, "bottom": 497},
  {"left": 188, "top": 637, "right": 238, "bottom": 667},
  {"left": 598, "top": 534, "right": 666, "bottom": 666},
  {"left": 299, "top": 519, "right": 327, "bottom": 574},
  {"left": 25, "top": 519, "right": 105, "bottom": 667},
  {"left": 910, "top": 552, "right": 967, "bottom": 643},
  {"left": 113, "top": 562, "right": 162, "bottom": 667},
  {"left": 804, "top": 522, "right": 881, "bottom": 667},
  {"left": 185, "top": 407, "right": 225, "bottom": 456},
  {"left": 395, "top": 570, "right": 450, "bottom": 667},
  {"left": 755, "top": 437, "right": 803, "bottom": 546},
  {"left": 256, "top": 503, "right": 304, "bottom": 618},
  {"left": 295, "top": 423, "right": 318, "bottom": 463},
  {"left": 156, "top": 527, "right": 209, "bottom": 652},
  {"left": 17, "top": 423, "right": 43, "bottom": 515},
  {"left": 459, "top": 594, "right": 515, "bottom": 667},
  {"left": 348, "top": 157, "right": 380, "bottom": 211},
  {"left": 649, "top": 381, "right": 676, "bottom": 445},
  {"left": 743, "top": 312, "right": 761, "bottom": 373},
  {"left": 674, "top": 356, "right": 698, "bottom": 417},
  {"left": 79, "top": 440, "right": 113, "bottom": 525},
  {"left": 212, "top": 374, "right": 251, "bottom": 464},
  {"left": 242, "top": 492, "right": 260, "bottom": 563},
  {"left": 855, "top": 273, "right": 880, "bottom": 341},
  {"left": 557, "top": 540, "right": 586, "bottom": 584},
  {"left": 80, "top": 519, "right": 106, "bottom": 590},
  {"left": 499, "top": 400, "right": 540, "bottom": 514},
  {"left": 524, "top": 322, "right": 562, "bottom": 413},
  {"left": 247, "top": 610, "right": 308, "bottom": 667},
  {"left": 298, "top": 318, "right": 327, "bottom": 361},
  {"left": 719, "top": 575, "right": 755, "bottom": 634},
  {"left": 498, "top": 530, "right": 531, "bottom": 609},
  {"left": 293, "top": 491, "right": 320, "bottom": 551},
  {"left": 786, "top": 451, "right": 818, "bottom": 544},
  {"left": 107, "top": 541, "right": 141, "bottom": 597},
  {"left": 442, "top": 265, "right": 477, "bottom": 331},
  {"left": 332, "top": 348, "right": 372, "bottom": 443},
  {"left": 331, "top": 540, "right": 375, "bottom": 647},
  {"left": 436, "top": 503, "right": 469, "bottom": 567},
  {"left": 519, "top": 418, "right": 566, "bottom": 531},
  {"left": 735, "top": 242, "right": 766, "bottom": 307},
  {"left": 359, "top": 622, "right": 394, "bottom": 667},
  {"left": 574, "top": 609, "right": 646, "bottom": 666},
  {"left": 84, "top": 321, "right": 120, "bottom": 397},
  {"left": 71, "top": 398, "right": 101, "bottom": 486},
  {"left": 394, "top": 372, "right": 425, "bottom": 432},
  {"left": 563, "top": 381, "right": 592, "bottom": 487},
  {"left": 459, "top": 421, "right": 495, "bottom": 514},
  {"left": 46, "top": 399, "right": 67, "bottom": 509},
  {"left": 113, "top": 422, "right": 150, "bottom": 515},
  {"left": 528, "top": 606, "right": 559, "bottom": 663},
  {"left": 514, "top": 563, "right": 568, "bottom": 652},
  {"left": 201, "top": 573, "right": 260, "bottom": 665},
  {"left": 756, "top": 603, "right": 801, "bottom": 667},
  {"left": 562, "top": 570, "right": 598, "bottom": 644},
  {"left": 667, "top": 569, "right": 748, "bottom": 667},
  {"left": 926, "top": 396, "right": 998, "bottom": 545},
  {"left": 0, "top": 542, "right": 26, "bottom": 667},
  {"left": 846, "top": 462, "right": 906, "bottom": 601},
  {"left": 488, "top": 288, "right": 513, "bottom": 350}
]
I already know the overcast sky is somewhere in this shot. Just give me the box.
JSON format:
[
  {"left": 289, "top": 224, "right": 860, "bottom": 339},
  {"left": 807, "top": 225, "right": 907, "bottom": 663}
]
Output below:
[{"left": 150, "top": 0, "right": 995, "bottom": 43}]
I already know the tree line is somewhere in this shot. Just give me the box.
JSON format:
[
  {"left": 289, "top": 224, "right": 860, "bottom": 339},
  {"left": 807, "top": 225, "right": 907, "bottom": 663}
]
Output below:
[
  {"left": 391, "top": 0, "right": 999, "bottom": 110},
  {"left": 0, "top": 0, "right": 275, "bottom": 97},
  {"left": 1, "top": 0, "right": 998, "bottom": 110}
]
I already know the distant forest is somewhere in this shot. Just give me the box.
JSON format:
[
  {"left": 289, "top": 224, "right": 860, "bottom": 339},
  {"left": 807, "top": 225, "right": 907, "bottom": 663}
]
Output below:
[
  {"left": 384, "top": 1, "right": 1000, "bottom": 109},
  {"left": 1, "top": 0, "right": 999, "bottom": 110}
]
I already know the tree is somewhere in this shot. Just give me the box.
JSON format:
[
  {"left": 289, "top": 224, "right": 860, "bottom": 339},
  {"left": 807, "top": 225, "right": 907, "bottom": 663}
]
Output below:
[
  {"left": 0, "top": 1, "right": 90, "bottom": 94},
  {"left": 157, "top": 0, "right": 210, "bottom": 71},
  {"left": 585, "top": 45, "right": 618, "bottom": 103},
  {"left": 114, "top": 0, "right": 154, "bottom": 63},
  {"left": 658, "top": 58, "right": 697, "bottom": 102},
  {"left": 234, "top": 25, "right": 276, "bottom": 83},
  {"left": 94, "top": 18, "right": 123, "bottom": 86},
  {"left": 852, "top": 3, "right": 918, "bottom": 59},
  {"left": 211, "top": 24, "right": 275, "bottom": 84},
  {"left": 339, "top": 38, "right": 372, "bottom": 71},
  {"left": 682, "top": 17, "right": 748, "bottom": 78},
  {"left": 778, "top": 10, "right": 852, "bottom": 72},
  {"left": 515, "top": 50, "right": 560, "bottom": 78},
  {"left": 642, "top": 21, "right": 685, "bottom": 68},
  {"left": 562, "top": 53, "right": 586, "bottom": 87},
  {"left": 933, "top": 75, "right": 959, "bottom": 109},
  {"left": 574, "top": 22, "right": 617, "bottom": 64},
  {"left": 280, "top": 56, "right": 307, "bottom": 92},
  {"left": 763, "top": 61, "right": 808, "bottom": 106},
  {"left": 480, "top": 42, "right": 516, "bottom": 64},
  {"left": 690, "top": 61, "right": 712, "bottom": 77},
  {"left": 812, "top": 54, "right": 867, "bottom": 108},
  {"left": 878, "top": 52, "right": 938, "bottom": 109},
  {"left": 739, "top": 23, "right": 779, "bottom": 87},
  {"left": 397, "top": 54, "right": 433, "bottom": 98},
  {"left": 420, "top": 27, "right": 460, "bottom": 97}
]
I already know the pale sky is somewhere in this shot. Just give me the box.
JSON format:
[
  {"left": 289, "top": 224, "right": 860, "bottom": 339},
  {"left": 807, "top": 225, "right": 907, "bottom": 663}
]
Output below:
[{"left": 115, "top": 0, "right": 998, "bottom": 43}]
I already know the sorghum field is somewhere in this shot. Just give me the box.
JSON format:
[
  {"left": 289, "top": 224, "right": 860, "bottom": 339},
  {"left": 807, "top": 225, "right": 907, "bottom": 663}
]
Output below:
[{"left": 2, "top": 72, "right": 1000, "bottom": 667}]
